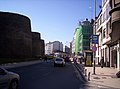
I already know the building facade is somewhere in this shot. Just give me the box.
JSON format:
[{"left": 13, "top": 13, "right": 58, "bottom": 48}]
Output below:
[
  {"left": 109, "top": 0, "right": 120, "bottom": 70},
  {"left": 45, "top": 41, "right": 63, "bottom": 55},
  {"left": 64, "top": 41, "right": 72, "bottom": 54},
  {"left": 75, "top": 25, "right": 81, "bottom": 55},
  {"left": 72, "top": 32, "right": 76, "bottom": 55},
  {"left": 95, "top": 0, "right": 120, "bottom": 70},
  {"left": 80, "top": 19, "right": 93, "bottom": 53},
  {"left": 72, "top": 19, "right": 93, "bottom": 56},
  {"left": 53, "top": 41, "right": 63, "bottom": 52},
  {"left": 95, "top": 0, "right": 111, "bottom": 66},
  {"left": 45, "top": 42, "right": 53, "bottom": 55}
]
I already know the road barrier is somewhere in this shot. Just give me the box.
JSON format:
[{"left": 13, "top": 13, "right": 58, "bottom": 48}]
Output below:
[
  {"left": 84, "top": 69, "right": 87, "bottom": 77},
  {"left": 88, "top": 72, "right": 91, "bottom": 81}
]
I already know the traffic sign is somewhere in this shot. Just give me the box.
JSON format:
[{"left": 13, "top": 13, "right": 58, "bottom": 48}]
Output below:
[
  {"left": 92, "top": 35, "right": 99, "bottom": 44},
  {"left": 92, "top": 45, "right": 97, "bottom": 52}
]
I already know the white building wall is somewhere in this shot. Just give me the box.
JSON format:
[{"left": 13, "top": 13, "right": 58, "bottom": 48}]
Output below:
[
  {"left": 72, "top": 40, "right": 75, "bottom": 53},
  {"left": 65, "top": 41, "right": 72, "bottom": 53},
  {"left": 60, "top": 42, "right": 63, "bottom": 52},
  {"left": 45, "top": 42, "right": 53, "bottom": 55},
  {"left": 65, "top": 41, "right": 71, "bottom": 48},
  {"left": 72, "top": 32, "right": 76, "bottom": 54},
  {"left": 95, "top": 0, "right": 111, "bottom": 66},
  {"left": 53, "top": 41, "right": 60, "bottom": 51},
  {"left": 45, "top": 41, "right": 63, "bottom": 55},
  {"left": 53, "top": 41, "right": 63, "bottom": 52},
  {"left": 102, "top": 0, "right": 111, "bottom": 67},
  {"left": 117, "top": 41, "right": 120, "bottom": 70}
]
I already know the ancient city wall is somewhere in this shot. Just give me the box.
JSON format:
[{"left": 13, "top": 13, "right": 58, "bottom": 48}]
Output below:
[
  {"left": 32, "top": 32, "right": 45, "bottom": 57},
  {"left": 0, "top": 12, "right": 32, "bottom": 58}
]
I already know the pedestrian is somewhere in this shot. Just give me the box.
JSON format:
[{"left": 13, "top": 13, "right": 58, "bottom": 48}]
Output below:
[
  {"left": 100, "top": 57, "right": 104, "bottom": 68},
  {"left": 79, "top": 57, "right": 82, "bottom": 64},
  {"left": 44, "top": 55, "right": 47, "bottom": 62},
  {"left": 73, "top": 57, "right": 77, "bottom": 64}
]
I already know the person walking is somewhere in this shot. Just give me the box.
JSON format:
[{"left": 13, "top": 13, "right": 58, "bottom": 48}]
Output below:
[
  {"left": 44, "top": 55, "right": 47, "bottom": 62},
  {"left": 100, "top": 57, "right": 104, "bottom": 68}
]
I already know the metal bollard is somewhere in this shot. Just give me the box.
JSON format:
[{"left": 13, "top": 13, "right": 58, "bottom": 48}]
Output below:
[
  {"left": 88, "top": 72, "right": 90, "bottom": 81},
  {"left": 84, "top": 69, "right": 87, "bottom": 77}
]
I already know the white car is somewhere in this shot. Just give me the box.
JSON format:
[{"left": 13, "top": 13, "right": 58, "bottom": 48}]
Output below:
[
  {"left": 0, "top": 67, "right": 20, "bottom": 89},
  {"left": 54, "top": 58, "right": 65, "bottom": 67}
]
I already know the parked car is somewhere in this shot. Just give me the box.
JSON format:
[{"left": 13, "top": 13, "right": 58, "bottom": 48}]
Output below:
[
  {"left": 54, "top": 58, "right": 65, "bottom": 67},
  {"left": 0, "top": 67, "right": 20, "bottom": 89}
]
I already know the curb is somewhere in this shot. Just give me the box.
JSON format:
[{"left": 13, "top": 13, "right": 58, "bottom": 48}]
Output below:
[
  {"left": 0, "top": 60, "right": 43, "bottom": 69},
  {"left": 74, "top": 63, "right": 87, "bottom": 82}
]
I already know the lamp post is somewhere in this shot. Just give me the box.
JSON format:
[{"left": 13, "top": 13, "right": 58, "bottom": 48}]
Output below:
[{"left": 93, "top": 0, "right": 96, "bottom": 75}]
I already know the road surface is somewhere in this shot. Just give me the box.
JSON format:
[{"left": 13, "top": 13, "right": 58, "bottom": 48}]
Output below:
[{"left": 7, "top": 61, "right": 87, "bottom": 89}]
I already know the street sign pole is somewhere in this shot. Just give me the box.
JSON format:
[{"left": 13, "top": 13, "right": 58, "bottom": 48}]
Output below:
[
  {"left": 93, "top": 50, "right": 96, "bottom": 74},
  {"left": 92, "top": 35, "right": 98, "bottom": 74},
  {"left": 92, "top": 44, "right": 96, "bottom": 75}
]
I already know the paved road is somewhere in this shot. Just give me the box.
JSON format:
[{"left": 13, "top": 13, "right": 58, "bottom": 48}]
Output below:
[{"left": 7, "top": 61, "right": 86, "bottom": 89}]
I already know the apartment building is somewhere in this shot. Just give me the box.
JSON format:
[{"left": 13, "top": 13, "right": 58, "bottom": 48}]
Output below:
[
  {"left": 72, "top": 19, "right": 93, "bottom": 55},
  {"left": 95, "top": 0, "right": 111, "bottom": 66},
  {"left": 45, "top": 41, "right": 63, "bottom": 55},
  {"left": 95, "top": 0, "right": 120, "bottom": 70},
  {"left": 109, "top": 0, "right": 120, "bottom": 70},
  {"left": 45, "top": 42, "right": 53, "bottom": 55},
  {"left": 64, "top": 41, "right": 72, "bottom": 54},
  {"left": 72, "top": 32, "right": 76, "bottom": 55},
  {"left": 53, "top": 41, "right": 63, "bottom": 52}
]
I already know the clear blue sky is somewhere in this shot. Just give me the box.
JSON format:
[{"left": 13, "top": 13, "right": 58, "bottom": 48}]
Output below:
[{"left": 0, "top": 0, "right": 101, "bottom": 44}]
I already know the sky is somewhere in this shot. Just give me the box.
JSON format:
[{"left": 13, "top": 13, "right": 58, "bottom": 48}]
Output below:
[{"left": 0, "top": 0, "right": 101, "bottom": 44}]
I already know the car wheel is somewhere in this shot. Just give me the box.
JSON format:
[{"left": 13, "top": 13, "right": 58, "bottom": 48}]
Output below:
[{"left": 9, "top": 79, "right": 18, "bottom": 89}]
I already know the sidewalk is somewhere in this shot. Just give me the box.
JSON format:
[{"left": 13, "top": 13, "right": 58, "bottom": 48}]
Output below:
[
  {"left": 0, "top": 60, "right": 42, "bottom": 69},
  {"left": 85, "top": 66, "right": 120, "bottom": 89}
]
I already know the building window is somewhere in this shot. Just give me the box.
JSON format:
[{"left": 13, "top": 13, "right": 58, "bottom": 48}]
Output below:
[
  {"left": 102, "top": 0, "right": 107, "bottom": 7},
  {"left": 101, "top": 49, "right": 103, "bottom": 57},
  {"left": 103, "top": 11, "right": 106, "bottom": 22},
  {"left": 115, "top": 0, "right": 120, "bottom": 7},
  {"left": 106, "top": 23, "right": 108, "bottom": 33},
  {"left": 106, "top": 3, "right": 111, "bottom": 20},
  {"left": 96, "top": 21, "right": 99, "bottom": 29},
  {"left": 103, "top": 29, "right": 106, "bottom": 38},
  {"left": 100, "top": 15, "right": 102, "bottom": 25},
  {"left": 105, "top": 48, "right": 107, "bottom": 61}
]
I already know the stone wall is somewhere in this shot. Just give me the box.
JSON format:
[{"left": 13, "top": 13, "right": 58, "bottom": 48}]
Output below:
[
  {"left": 32, "top": 32, "right": 45, "bottom": 57},
  {"left": 0, "top": 12, "right": 32, "bottom": 58}
]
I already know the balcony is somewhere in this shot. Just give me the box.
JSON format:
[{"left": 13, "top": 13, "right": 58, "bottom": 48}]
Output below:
[{"left": 109, "top": 1, "right": 120, "bottom": 43}]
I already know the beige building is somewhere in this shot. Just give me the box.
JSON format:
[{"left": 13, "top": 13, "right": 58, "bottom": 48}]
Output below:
[
  {"left": 109, "top": 0, "right": 120, "bottom": 70},
  {"left": 95, "top": 0, "right": 120, "bottom": 70},
  {"left": 95, "top": 0, "right": 111, "bottom": 66}
]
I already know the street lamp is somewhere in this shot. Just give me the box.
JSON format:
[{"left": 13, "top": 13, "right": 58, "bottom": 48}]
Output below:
[{"left": 93, "top": 0, "right": 96, "bottom": 75}]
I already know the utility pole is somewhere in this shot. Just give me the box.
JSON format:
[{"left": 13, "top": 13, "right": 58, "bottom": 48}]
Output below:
[{"left": 93, "top": 0, "right": 96, "bottom": 75}]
